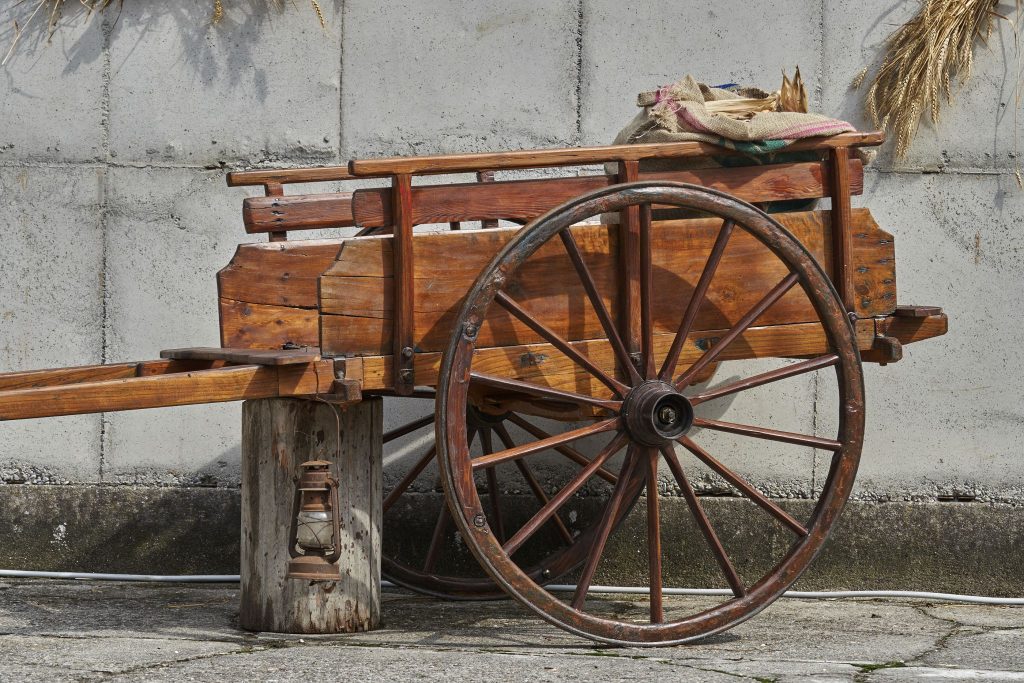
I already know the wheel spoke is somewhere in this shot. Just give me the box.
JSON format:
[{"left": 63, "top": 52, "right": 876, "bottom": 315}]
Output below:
[
  {"left": 645, "top": 446, "right": 664, "bottom": 623},
  {"left": 470, "top": 372, "right": 621, "bottom": 412},
  {"left": 480, "top": 429, "right": 507, "bottom": 543},
  {"left": 559, "top": 230, "right": 642, "bottom": 386},
  {"left": 690, "top": 354, "right": 839, "bottom": 406},
  {"left": 471, "top": 417, "right": 621, "bottom": 470},
  {"left": 660, "top": 444, "right": 745, "bottom": 597},
  {"left": 571, "top": 447, "right": 642, "bottom": 610},
  {"left": 494, "top": 423, "right": 574, "bottom": 545},
  {"left": 422, "top": 506, "right": 449, "bottom": 573},
  {"left": 507, "top": 413, "right": 618, "bottom": 484},
  {"left": 383, "top": 413, "right": 434, "bottom": 443},
  {"left": 383, "top": 443, "right": 436, "bottom": 513},
  {"left": 503, "top": 431, "right": 629, "bottom": 555},
  {"left": 495, "top": 292, "right": 630, "bottom": 397},
  {"left": 693, "top": 418, "right": 842, "bottom": 451},
  {"left": 679, "top": 436, "right": 808, "bottom": 537},
  {"left": 674, "top": 271, "right": 800, "bottom": 389},
  {"left": 639, "top": 203, "right": 656, "bottom": 380},
  {"left": 660, "top": 219, "right": 734, "bottom": 381}
]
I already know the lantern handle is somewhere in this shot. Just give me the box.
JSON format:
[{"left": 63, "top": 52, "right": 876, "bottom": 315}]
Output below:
[
  {"left": 326, "top": 475, "right": 343, "bottom": 564},
  {"left": 287, "top": 483, "right": 303, "bottom": 560}
]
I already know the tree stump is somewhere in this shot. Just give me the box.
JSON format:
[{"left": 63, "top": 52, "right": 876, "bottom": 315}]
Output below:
[{"left": 239, "top": 397, "right": 382, "bottom": 633}]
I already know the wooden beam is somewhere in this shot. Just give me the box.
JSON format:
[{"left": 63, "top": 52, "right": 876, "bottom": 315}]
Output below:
[
  {"left": 160, "top": 347, "right": 322, "bottom": 366},
  {"left": 0, "top": 361, "right": 335, "bottom": 421},
  {"left": 348, "top": 131, "right": 885, "bottom": 177}
]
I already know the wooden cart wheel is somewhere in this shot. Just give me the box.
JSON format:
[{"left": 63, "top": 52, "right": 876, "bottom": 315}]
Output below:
[
  {"left": 381, "top": 394, "right": 645, "bottom": 599},
  {"left": 436, "top": 182, "right": 865, "bottom": 644}
]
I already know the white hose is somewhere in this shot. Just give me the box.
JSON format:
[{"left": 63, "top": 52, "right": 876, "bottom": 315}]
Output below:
[
  {"left": 1, "top": 570, "right": 1022, "bottom": 605},
  {"left": 0, "top": 570, "right": 239, "bottom": 583}
]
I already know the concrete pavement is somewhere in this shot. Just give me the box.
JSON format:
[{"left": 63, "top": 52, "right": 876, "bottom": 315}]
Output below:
[{"left": 0, "top": 579, "right": 1021, "bottom": 681}]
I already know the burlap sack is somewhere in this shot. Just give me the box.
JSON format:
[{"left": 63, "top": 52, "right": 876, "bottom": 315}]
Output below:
[{"left": 616, "top": 75, "right": 854, "bottom": 152}]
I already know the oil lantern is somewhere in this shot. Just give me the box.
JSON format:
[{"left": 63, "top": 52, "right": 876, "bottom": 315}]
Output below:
[{"left": 286, "top": 460, "right": 343, "bottom": 581}]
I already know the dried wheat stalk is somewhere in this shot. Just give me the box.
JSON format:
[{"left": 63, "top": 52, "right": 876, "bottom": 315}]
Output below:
[{"left": 862, "top": 0, "right": 1021, "bottom": 160}]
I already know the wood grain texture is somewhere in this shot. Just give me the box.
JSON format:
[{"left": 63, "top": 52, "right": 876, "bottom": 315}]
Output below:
[
  {"left": 227, "top": 165, "right": 357, "bottom": 187},
  {"left": 160, "top": 347, "right": 321, "bottom": 366},
  {"left": 347, "top": 159, "right": 864, "bottom": 229},
  {"left": 319, "top": 209, "right": 895, "bottom": 357},
  {"left": 0, "top": 359, "right": 222, "bottom": 392},
  {"left": 354, "top": 320, "right": 877, "bottom": 393},
  {"left": 348, "top": 131, "right": 884, "bottom": 176},
  {"left": 0, "top": 360, "right": 333, "bottom": 421},
  {"left": 219, "top": 299, "right": 320, "bottom": 350},
  {"left": 243, "top": 193, "right": 357, "bottom": 234},
  {"left": 218, "top": 240, "right": 343, "bottom": 308},
  {"left": 240, "top": 398, "right": 381, "bottom": 634}
]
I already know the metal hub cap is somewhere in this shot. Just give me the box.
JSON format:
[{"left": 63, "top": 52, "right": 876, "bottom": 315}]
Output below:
[{"left": 621, "top": 381, "right": 694, "bottom": 446}]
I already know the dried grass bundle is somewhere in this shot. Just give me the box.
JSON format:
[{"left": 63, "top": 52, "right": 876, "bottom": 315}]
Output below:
[
  {"left": 861, "top": 0, "right": 1022, "bottom": 160},
  {"left": 2, "top": 0, "right": 327, "bottom": 65},
  {"left": 682, "top": 67, "right": 809, "bottom": 121}
]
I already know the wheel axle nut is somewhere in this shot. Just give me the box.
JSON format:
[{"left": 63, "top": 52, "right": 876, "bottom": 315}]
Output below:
[{"left": 658, "top": 405, "right": 678, "bottom": 425}]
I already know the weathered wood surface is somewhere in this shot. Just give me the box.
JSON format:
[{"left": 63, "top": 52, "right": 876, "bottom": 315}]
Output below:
[
  {"left": 240, "top": 398, "right": 382, "bottom": 634},
  {"left": 160, "top": 347, "right": 321, "bottom": 366},
  {"left": 243, "top": 192, "right": 357, "bottom": 234},
  {"left": 352, "top": 320, "right": 876, "bottom": 395},
  {"left": 240, "top": 159, "right": 863, "bottom": 235},
  {"left": 318, "top": 209, "right": 896, "bottom": 357},
  {"left": 0, "top": 359, "right": 221, "bottom": 391},
  {"left": 346, "top": 159, "right": 864, "bottom": 230},
  {"left": 348, "top": 131, "right": 884, "bottom": 176},
  {"left": 218, "top": 239, "right": 342, "bottom": 349},
  {"left": 0, "top": 360, "right": 335, "bottom": 421}
]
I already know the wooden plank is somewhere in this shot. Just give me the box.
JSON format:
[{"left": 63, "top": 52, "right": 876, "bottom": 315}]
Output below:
[
  {"left": 240, "top": 398, "right": 381, "bottom": 633},
  {"left": 0, "top": 359, "right": 336, "bottom": 421},
  {"left": 219, "top": 298, "right": 320, "bottom": 349},
  {"left": 243, "top": 193, "right": 357, "bottom": 234},
  {"left": 349, "top": 158, "right": 864, "bottom": 229},
  {"left": 319, "top": 209, "right": 895, "bottom": 357},
  {"left": 217, "top": 240, "right": 342, "bottom": 308},
  {"left": 830, "top": 147, "right": 856, "bottom": 310},
  {"left": 0, "top": 365, "right": 299, "bottom": 421},
  {"left": 391, "top": 173, "right": 416, "bottom": 394},
  {"left": 355, "top": 320, "right": 877, "bottom": 393},
  {"left": 894, "top": 305, "right": 942, "bottom": 318},
  {"left": 348, "top": 131, "right": 885, "bottom": 176},
  {"left": 850, "top": 214, "right": 897, "bottom": 317},
  {"left": 227, "top": 165, "right": 357, "bottom": 187},
  {"left": 879, "top": 312, "right": 948, "bottom": 345},
  {"left": 0, "top": 359, "right": 220, "bottom": 392},
  {"left": 160, "top": 347, "right": 321, "bottom": 366}
]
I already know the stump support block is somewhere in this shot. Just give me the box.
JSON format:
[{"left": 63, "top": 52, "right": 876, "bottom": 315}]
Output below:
[{"left": 240, "top": 397, "right": 382, "bottom": 633}]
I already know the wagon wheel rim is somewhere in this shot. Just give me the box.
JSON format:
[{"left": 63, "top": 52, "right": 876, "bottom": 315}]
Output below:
[
  {"left": 380, "top": 396, "right": 642, "bottom": 599},
  {"left": 436, "top": 181, "right": 865, "bottom": 644}
]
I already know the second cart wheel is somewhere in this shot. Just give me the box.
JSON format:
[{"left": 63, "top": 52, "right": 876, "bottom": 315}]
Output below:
[
  {"left": 381, "top": 394, "right": 644, "bottom": 599},
  {"left": 436, "top": 182, "right": 865, "bottom": 645}
]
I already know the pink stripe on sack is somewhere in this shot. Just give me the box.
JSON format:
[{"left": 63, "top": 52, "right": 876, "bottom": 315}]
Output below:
[{"left": 676, "top": 106, "right": 715, "bottom": 134}]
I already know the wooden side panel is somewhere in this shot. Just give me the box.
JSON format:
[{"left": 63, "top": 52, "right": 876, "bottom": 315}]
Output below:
[
  {"left": 319, "top": 208, "right": 895, "bottom": 358},
  {"left": 218, "top": 240, "right": 342, "bottom": 349},
  {"left": 351, "top": 159, "right": 864, "bottom": 229},
  {"left": 219, "top": 299, "right": 321, "bottom": 349}
]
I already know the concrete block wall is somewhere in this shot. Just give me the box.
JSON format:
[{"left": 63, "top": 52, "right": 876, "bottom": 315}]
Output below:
[{"left": 1, "top": 1, "right": 1022, "bottom": 574}]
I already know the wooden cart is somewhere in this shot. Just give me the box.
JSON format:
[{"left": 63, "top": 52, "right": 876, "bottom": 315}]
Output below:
[{"left": 0, "top": 130, "right": 946, "bottom": 645}]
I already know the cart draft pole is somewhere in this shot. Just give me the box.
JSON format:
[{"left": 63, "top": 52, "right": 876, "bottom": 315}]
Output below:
[{"left": 239, "top": 397, "right": 382, "bottom": 634}]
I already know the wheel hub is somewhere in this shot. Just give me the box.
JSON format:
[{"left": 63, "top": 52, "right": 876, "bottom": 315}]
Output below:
[{"left": 621, "top": 381, "right": 694, "bottom": 447}]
